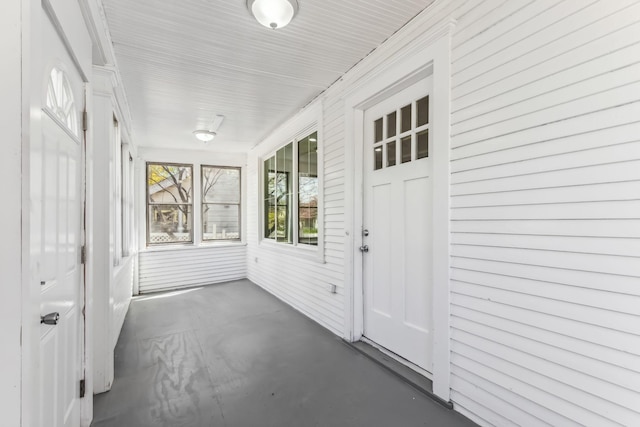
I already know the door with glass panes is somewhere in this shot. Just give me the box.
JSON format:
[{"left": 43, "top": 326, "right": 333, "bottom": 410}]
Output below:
[
  {"left": 35, "top": 6, "right": 87, "bottom": 426},
  {"left": 362, "top": 77, "right": 434, "bottom": 372}
]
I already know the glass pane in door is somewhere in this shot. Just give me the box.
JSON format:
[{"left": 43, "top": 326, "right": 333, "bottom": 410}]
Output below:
[
  {"left": 374, "top": 147, "right": 383, "bottom": 170},
  {"left": 417, "top": 130, "right": 429, "bottom": 159},
  {"left": 387, "top": 141, "right": 396, "bottom": 167},
  {"left": 417, "top": 96, "right": 429, "bottom": 126},
  {"left": 401, "top": 104, "right": 412, "bottom": 133},
  {"left": 387, "top": 111, "right": 397, "bottom": 138},
  {"left": 401, "top": 136, "right": 412, "bottom": 163}
]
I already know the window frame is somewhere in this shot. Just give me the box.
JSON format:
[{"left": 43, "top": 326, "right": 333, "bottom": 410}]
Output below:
[
  {"left": 200, "top": 165, "right": 242, "bottom": 242},
  {"left": 121, "top": 144, "right": 134, "bottom": 257},
  {"left": 145, "top": 161, "right": 195, "bottom": 246},
  {"left": 258, "top": 101, "right": 324, "bottom": 262}
]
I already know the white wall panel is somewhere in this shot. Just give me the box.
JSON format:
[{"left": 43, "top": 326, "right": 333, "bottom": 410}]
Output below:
[
  {"left": 246, "top": 98, "right": 346, "bottom": 336},
  {"left": 139, "top": 245, "right": 247, "bottom": 294},
  {"left": 112, "top": 257, "right": 134, "bottom": 347},
  {"left": 447, "top": 0, "right": 640, "bottom": 425}
]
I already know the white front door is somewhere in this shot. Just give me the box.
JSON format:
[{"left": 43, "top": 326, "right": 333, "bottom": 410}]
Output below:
[
  {"left": 33, "top": 10, "right": 86, "bottom": 427},
  {"left": 362, "top": 78, "right": 434, "bottom": 372}
]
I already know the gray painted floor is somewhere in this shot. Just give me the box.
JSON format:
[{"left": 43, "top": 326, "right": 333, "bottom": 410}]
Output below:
[{"left": 92, "top": 280, "right": 477, "bottom": 427}]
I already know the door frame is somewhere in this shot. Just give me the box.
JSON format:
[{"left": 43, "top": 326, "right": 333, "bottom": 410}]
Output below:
[{"left": 343, "top": 19, "right": 455, "bottom": 402}]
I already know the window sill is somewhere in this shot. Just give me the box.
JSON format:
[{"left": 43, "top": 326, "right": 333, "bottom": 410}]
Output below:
[
  {"left": 258, "top": 239, "right": 325, "bottom": 264},
  {"left": 142, "top": 241, "right": 247, "bottom": 253}
]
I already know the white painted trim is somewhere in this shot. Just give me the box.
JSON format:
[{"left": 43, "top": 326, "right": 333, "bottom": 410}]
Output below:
[
  {"left": 42, "top": 0, "right": 90, "bottom": 81},
  {"left": 344, "top": 19, "right": 455, "bottom": 403},
  {"left": 141, "top": 242, "right": 247, "bottom": 253},
  {"left": 429, "top": 24, "right": 454, "bottom": 402},
  {"left": 1, "top": 2, "right": 26, "bottom": 426},
  {"left": 79, "top": 0, "right": 134, "bottom": 135},
  {"left": 91, "top": 68, "right": 116, "bottom": 395},
  {"left": 23, "top": 2, "right": 41, "bottom": 425}
]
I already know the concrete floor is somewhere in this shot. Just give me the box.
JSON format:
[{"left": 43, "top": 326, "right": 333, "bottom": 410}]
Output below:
[{"left": 92, "top": 279, "right": 478, "bottom": 427}]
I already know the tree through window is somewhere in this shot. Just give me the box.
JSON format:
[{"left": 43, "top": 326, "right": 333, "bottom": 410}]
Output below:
[
  {"left": 263, "top": 131, "right": 318, "bottom": 246},
  {"left": 146, "top": 163, "right": 193, "bottom": 245}
]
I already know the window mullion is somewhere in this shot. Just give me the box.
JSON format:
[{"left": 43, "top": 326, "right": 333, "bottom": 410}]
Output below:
[{"left": 292, "top": 138, "right": 299, "bottom": 246}]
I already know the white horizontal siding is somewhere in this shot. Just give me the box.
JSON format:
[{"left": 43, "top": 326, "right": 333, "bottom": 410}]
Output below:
[
  {"left": 138, "top": 245, "right": 246, "bottom": 293},
  {"left": 448, "top": 0, "right": 640, "bottom": 426},
  {"left": 246, "top": 97, "right": 346, "bottom": 336}
]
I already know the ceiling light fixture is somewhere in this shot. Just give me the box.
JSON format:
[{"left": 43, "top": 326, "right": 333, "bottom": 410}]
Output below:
[
  {"left": 193, "top": 115, "right": 225, "bottom": 143},
  {"left": 247, "top": 0, "right": 299, "bottom": 29},
  {"left": 193, "top": 130, "right": 216, "bottom": 142}
]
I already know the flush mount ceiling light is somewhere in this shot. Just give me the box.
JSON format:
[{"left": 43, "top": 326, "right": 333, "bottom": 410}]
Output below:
[
  {"left": 193, "top": 115, "right": 225, "bottom": 143},
  {"left": 193, "top": 130, "right": 216, "bottom": 142},
  {"left": 247, "top": 0, "right": 299, "bottom": 29}
]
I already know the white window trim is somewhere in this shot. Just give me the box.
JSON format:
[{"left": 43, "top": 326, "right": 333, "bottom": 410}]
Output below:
[
  {"left": 121, "top": 143, "right": 134, "bottom": 258},
  {"left": 201, "top": 164, "right": 242, "bottom": 243},
  {"left": 256, "top": 101, "right": 325, "bottom": 263},
  {"left": 114, "top": 116, "right": 122, "bottom": 266},
  {"left": 145, "top": 161, "right": 195, "bottom": 246},
  {"left": 137, "top": 150, "right": 247, "bottom": 253}
]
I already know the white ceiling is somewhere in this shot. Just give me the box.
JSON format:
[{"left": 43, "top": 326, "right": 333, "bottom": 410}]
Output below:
[{"left": 101, "top": 0, "right": 434, "bottom": 152}]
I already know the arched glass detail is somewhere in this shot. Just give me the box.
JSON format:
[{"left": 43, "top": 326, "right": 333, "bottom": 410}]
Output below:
[{"left": 45, "top": 67, "right": 79, "bottom": 136}]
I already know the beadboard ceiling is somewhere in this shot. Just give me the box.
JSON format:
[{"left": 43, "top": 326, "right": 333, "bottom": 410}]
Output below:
[{"left": 101, "top": 0, "right": 434, "bottom": 152}]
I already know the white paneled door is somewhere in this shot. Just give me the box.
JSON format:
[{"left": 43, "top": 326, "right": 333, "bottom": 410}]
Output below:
[
  {"left": 34, "top": 9, "right": 86, "bottom": 427},
  {"left": 362, "top": 78, "right": 434, "bottom": 372}
]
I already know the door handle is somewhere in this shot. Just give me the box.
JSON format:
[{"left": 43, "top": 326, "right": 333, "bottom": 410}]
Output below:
[
  {"left": 41, "top": 312, "right": 60, "bottom": 326},
  {"left": 359, "top": 245, "right": 369, "bottom": 253}
]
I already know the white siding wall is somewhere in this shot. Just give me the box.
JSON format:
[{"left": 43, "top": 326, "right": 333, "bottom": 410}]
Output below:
[
  {"left": 447, "top": 1, "right": 640, "bottom": 425},
  {"left": 137, "top": 148, "right": 247, "bottom": 294},
  {"left": 247, "top": 0, "right": 640, "bottom": 426},
  {"left": 246, "top": 101, "right": 345, "bottom": 335},
  {"left": 139, "top": 245, "right": 247, "bottom": 293}
]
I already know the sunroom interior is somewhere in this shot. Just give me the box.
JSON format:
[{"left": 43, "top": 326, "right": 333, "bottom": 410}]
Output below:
[{"left": 3, "top": 0, "right": 640, "bottom": 426}]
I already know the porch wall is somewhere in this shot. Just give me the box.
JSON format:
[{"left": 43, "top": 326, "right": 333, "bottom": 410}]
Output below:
[
  {"left": 246, "top": 109, "right": 346, "bottom": 334},
  {"left": 247, "top": 0, "right": 640, "bottom": 426},
  {"left": 448, "top": 1, "right": 640, "bottom": 425},
  {"left": 136, "top": 147, "right": 248, "bottom": 294}
]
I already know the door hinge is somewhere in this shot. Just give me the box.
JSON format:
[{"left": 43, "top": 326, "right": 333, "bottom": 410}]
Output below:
[
  {"left": 79, "top": 379, "right": 86, "bottom": 398},
  {"left": 80, "top": 245, "right": 86, "bottom": 264},
  {"left": 82, "top": 111, "right": 88, "bottom": 132}
]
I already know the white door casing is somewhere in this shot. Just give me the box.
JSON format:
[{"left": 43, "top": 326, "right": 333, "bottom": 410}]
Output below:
[
  {"left": 362, "top": 78, "right": 434, "bottom": 372},
  {"left": 343, "top": 20, "right": 454, "bottom": 402},
  {"left": 33, "top": 9, "right": 86, "bottom": 427}
]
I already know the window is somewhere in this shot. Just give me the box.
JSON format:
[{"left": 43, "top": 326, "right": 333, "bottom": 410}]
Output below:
[
  {"left": 373, "top": 95, "right": 429, "bottom": 171},
  {"left": 298, "top": 133, "right": 318, "bottom": 245},
  {"left": 114, "top": 117, "right": 122, "bottom": 265},
  {"left": 202, "top": 166, "right": 241, "bottom": 241},
  {"left": 263, "top": 131, "right": 318, "bottom": 246},
  {"left": 45, "top": 67, "right": 79, "bottom": 137},
  {"left": 122, "top": 145, "right": 134, "bottom": 257},
  {"left": 146, "top": 162, "right": 193, "bottom": 245}
]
